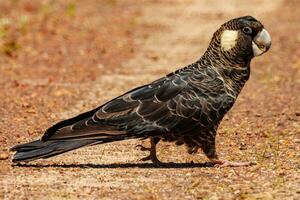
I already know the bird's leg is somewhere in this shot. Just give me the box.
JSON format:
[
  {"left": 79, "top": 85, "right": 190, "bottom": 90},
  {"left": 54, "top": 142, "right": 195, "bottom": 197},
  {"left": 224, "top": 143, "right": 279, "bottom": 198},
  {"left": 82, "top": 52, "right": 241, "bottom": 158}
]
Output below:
[
  {"left": 136, "top": 137, "right": 161, "bottom": 165},
  {"left": 202, "top": 140, "right": 255, "bottom": 167}
]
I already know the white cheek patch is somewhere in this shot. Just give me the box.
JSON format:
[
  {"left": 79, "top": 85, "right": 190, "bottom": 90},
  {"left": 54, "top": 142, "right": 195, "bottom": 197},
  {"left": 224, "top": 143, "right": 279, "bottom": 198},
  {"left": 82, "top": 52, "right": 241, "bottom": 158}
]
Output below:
[{"left": 221, "top": 30, "right": 238, "bottom": 51}]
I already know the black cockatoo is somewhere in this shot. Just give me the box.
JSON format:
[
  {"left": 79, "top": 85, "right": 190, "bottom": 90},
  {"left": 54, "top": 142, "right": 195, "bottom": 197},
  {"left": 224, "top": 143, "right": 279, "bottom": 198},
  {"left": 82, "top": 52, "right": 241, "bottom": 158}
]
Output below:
[{"left": 11, "top": 16, "right": 271, "bottom": 167}]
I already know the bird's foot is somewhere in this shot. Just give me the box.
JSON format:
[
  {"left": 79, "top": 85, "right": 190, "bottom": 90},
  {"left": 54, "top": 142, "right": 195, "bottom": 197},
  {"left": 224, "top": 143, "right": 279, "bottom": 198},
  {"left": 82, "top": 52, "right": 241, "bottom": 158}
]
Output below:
[
  {"left": 140, "top": 155, "right": 163, "bottom": 166},
  {"left": 135, "top": 144, "right": 162, "bottom": 166},
  {"left": 211, "top": 159, "right": 256, "bottom": 168}
]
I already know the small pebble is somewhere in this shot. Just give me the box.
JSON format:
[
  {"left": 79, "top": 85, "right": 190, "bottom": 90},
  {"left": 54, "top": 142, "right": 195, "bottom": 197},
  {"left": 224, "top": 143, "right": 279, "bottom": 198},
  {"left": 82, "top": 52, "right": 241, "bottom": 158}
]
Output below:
[{"left": 0, "top": 152, "right": 9, "bottom": 160}]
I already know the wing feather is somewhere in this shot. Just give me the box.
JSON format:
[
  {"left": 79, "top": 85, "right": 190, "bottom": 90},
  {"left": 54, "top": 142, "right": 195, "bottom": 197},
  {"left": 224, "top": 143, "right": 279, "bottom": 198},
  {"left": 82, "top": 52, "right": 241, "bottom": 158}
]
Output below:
[{"left": 43, "top": 66, "right": 233, "bottom": 141}]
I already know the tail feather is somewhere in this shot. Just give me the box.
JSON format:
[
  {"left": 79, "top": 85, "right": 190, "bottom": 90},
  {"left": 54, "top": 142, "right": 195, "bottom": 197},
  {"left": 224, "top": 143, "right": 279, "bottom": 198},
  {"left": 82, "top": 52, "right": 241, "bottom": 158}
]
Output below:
[
  {"left": 11, "top": 139, "right": 98, "bottom": 163},
  {"left": 41, "top": 107, "right": 100, "bottom": 141},
  {"left": 11, "top": 135, "right": 138, "bottom": 163}
]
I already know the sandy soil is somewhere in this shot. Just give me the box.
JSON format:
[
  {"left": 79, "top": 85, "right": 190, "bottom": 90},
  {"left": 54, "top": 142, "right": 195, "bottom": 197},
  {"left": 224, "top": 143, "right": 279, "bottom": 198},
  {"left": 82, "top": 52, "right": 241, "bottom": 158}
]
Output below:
[{"left": 0, "top": 0, "right": 299, "bottom": 199}]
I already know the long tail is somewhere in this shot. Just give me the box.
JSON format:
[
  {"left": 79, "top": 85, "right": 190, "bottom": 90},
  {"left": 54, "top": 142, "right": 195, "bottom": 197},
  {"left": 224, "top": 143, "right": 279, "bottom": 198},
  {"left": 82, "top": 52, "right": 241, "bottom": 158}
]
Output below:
[
  {"left": 11, "top": 139, "right": 99, "bottom": 163},
  {"left": 10, "top": 99, "right": 148, "bottom": 162}
]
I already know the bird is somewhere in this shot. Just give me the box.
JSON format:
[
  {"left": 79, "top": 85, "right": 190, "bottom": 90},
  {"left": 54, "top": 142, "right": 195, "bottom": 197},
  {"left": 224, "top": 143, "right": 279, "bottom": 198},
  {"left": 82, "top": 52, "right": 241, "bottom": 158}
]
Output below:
[{"left": 11, "top": 16, "right": 271, "bottom": 167}]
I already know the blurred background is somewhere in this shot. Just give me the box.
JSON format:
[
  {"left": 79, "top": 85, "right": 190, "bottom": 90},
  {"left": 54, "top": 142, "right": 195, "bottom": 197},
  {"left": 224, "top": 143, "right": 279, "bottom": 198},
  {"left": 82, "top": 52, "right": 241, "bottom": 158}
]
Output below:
[{"left": 0, "top": 0, "right": 299, "bottom": 199}]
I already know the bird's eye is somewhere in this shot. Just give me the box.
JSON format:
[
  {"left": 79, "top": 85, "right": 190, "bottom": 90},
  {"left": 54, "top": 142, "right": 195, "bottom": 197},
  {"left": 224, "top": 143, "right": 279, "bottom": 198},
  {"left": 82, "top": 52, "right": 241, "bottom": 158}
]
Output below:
[{"left": 243, "top": 27, "right": 252, "bottom": 35}]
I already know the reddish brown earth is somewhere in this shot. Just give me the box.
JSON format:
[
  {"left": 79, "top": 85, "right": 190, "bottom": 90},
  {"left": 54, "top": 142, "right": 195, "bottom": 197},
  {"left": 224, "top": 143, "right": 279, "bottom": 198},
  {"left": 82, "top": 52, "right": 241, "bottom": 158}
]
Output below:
[{"left": 0, "top": 0, "right": 299, "bottom": 199}]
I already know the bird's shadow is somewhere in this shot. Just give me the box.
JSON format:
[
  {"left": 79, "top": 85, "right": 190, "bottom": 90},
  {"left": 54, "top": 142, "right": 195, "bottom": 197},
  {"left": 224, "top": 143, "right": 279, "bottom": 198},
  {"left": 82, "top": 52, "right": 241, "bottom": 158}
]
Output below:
[{"left": 13, "top": 162, "right": 215, "bottom": 169}]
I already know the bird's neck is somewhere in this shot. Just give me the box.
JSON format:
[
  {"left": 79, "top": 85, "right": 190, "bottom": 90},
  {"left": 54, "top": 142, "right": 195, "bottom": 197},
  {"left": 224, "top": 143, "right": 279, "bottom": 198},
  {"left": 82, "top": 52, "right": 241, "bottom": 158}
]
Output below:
[
  {"left": 218, "top": 63, "right": 251, "bottom": 95},
  {"left": 199, "top": 49, "right": 251, "bottom": 95}
]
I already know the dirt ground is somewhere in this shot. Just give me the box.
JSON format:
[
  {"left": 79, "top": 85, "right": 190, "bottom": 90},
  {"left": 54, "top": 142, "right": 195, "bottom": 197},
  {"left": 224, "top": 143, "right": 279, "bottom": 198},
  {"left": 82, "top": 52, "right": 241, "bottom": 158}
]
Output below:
[{"left": 0, "top": 0, "right": 299, "bottom": 199}]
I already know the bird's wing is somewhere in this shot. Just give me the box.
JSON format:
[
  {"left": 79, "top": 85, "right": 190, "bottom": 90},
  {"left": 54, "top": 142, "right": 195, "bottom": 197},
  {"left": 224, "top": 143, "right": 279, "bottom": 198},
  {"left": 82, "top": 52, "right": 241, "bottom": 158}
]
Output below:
[{"left": 42, "top": 67, "right": 232, "bottom": 141}]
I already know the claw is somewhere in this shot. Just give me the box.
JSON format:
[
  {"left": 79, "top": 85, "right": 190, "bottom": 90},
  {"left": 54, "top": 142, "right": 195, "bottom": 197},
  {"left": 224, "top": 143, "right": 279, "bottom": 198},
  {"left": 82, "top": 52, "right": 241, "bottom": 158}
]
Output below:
[
  {"left": 135, "top": 144, "right": 151, "bottom": 151},
  {"left": 140, "top": 155, "right": 162, "bottom": 166},
  {"left": 140, "top": 155, "right": 151, "bottom": 161}
]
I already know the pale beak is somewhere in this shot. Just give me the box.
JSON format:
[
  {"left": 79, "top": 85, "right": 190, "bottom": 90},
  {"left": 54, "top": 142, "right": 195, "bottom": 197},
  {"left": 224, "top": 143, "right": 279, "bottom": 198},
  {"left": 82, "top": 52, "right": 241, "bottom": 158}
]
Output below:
[{"left": 252, "top": 29, "right": 271, "bottom": 56}]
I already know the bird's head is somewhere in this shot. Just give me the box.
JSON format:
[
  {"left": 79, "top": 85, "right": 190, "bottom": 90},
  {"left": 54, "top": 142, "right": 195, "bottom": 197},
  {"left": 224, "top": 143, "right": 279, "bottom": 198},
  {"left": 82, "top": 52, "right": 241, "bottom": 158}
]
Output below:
[{"left": 207, "top": 16, "right": 271, "bottom": 63}]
